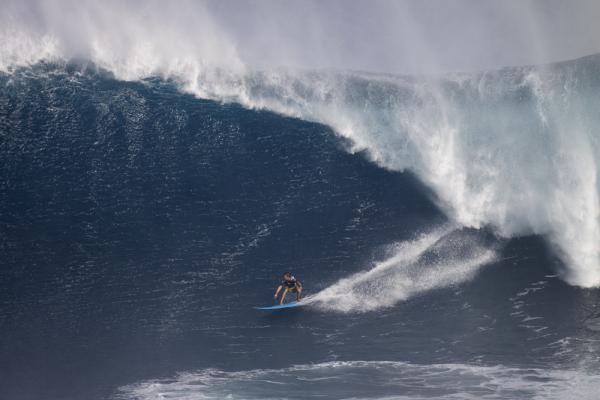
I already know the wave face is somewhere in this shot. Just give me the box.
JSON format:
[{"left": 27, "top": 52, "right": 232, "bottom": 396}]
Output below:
[{"left": 3, "top": 3, "right": 600, "bottom": 285}]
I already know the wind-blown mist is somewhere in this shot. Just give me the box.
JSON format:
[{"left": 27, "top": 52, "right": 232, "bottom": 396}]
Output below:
[
  {"left": 2, "top": 0, "right": 600, "bottom": 286},
  {"left": 3, "top": 0, "right": 600, "bottom": 74}
]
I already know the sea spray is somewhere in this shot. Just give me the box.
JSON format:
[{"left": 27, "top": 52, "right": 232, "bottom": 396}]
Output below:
[{"left": 308, "top": 227, "right": 497, "bottom": 312}]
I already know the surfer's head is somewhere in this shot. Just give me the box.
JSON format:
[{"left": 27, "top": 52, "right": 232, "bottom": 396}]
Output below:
[{"left": 282, "top": 272, "right": 292, "bottom": 280}]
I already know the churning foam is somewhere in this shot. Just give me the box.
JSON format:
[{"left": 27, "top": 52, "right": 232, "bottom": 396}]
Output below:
[
  {"left": 117, "top": 360, "right": 600, "bottom": 400},
  {"left": 3, "top": 2, "right": 600, "bottom": 286},
  {"left": 306, "top": 227, "right": 496, "bottom": 312}
]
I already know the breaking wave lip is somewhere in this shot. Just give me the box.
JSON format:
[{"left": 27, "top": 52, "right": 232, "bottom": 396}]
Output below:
[
  {"left": 304, "top": 226, "right": 497, "bottom": 313},
  {"left": 3, "top": 3, "right": 600, "bottom": 287},
  {"left": 116, "top": 360, "right": 600, "bottom": 400}
]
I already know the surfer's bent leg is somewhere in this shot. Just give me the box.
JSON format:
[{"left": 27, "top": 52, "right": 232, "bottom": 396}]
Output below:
[
  {"left": 280, "top": 288, "right": 288, "bottom": 304},
  {"left": 296, "top": 284, "right": 302, "bottom": 301}
]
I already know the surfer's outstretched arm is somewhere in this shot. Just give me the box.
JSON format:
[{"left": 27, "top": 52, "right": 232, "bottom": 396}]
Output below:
[{"left": 274, "top": 285, "right": 283, "bottom": 302}]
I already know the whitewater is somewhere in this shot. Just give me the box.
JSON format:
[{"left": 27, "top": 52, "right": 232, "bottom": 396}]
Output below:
[{"left": 119, "top": 360, "right": 600, "bottom": 400}]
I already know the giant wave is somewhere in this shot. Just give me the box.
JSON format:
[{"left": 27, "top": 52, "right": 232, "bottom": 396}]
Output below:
[{"left": 3, "top": 1, "right": 600, "bottom": 287}]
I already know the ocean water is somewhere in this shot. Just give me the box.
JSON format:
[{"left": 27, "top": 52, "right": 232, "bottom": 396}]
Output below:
[{"left": 2, "top": 56, "right": 600, "bottom": 400}]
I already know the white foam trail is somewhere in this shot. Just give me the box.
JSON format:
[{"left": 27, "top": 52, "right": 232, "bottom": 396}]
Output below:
[
  {"left": 118, "top": 360, "right": 600, "bottom": 400},
  {"left": 306, "top": 227, "right": 496, "bottom": 312}
]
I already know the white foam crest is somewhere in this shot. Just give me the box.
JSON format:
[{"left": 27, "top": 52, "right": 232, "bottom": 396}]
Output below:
[
  {"left": 0, "top": 0, "right": 245, "bottom": 79},
  {"left": 0, "top": 25, "right": 62, "bottom": 71},
  {"left": 307, "top": 228, "right": 496, "bottom": 312},
  {"left": 118, "top": 360, "right": 600, "bottom": 400}
]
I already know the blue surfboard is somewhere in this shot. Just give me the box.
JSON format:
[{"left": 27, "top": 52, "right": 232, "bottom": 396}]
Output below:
[{"left": 254, "top": 301, "right": 304, "bottom": 310}]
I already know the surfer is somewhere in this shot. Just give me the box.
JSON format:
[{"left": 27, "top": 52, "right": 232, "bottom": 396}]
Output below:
[{"left": 274, "top": 272, "right": 303, "bottom": 304}]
